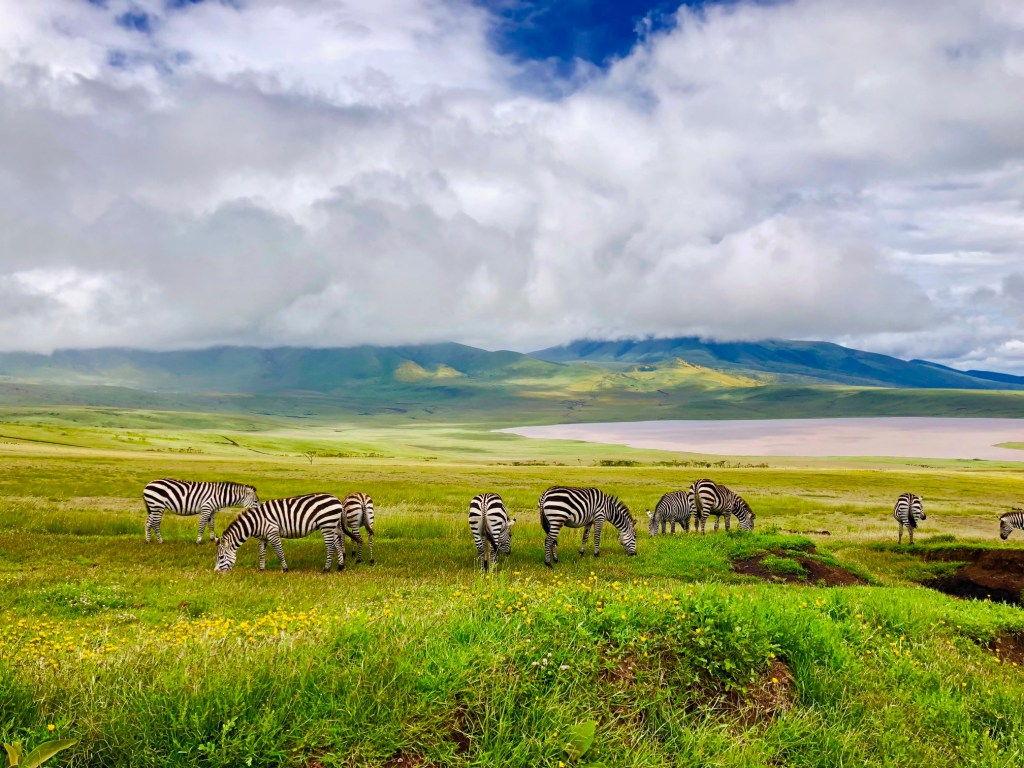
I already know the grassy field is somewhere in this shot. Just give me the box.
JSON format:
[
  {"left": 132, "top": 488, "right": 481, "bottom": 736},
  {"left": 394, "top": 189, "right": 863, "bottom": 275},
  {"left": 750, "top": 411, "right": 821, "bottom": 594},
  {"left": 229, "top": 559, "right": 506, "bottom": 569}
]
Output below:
[{"left": 2, "top": 413, "right": 1024, "bottom": 767}]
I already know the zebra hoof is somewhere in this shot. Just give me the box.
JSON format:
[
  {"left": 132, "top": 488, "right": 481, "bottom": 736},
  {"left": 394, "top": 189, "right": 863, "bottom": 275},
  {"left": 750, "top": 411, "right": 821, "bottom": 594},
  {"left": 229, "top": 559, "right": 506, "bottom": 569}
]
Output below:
[
  {"left": 544, "top": 561, "right": 553, "bottom": 569},
  {"left": 369, "top": 559, "right": 375, "bottom": 566},
  {"left": 282, "top": 568, "right": 289, "bottom": 573}
]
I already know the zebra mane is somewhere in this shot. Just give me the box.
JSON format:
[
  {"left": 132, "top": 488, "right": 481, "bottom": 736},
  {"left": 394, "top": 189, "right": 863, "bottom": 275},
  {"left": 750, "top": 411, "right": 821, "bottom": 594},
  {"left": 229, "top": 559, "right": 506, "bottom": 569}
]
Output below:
[
  {"left": 606, "top": 495, "right": 636, "bottom": 528},
  {"left": 218, "top": 507, "right": 256, "bottom": 545}
]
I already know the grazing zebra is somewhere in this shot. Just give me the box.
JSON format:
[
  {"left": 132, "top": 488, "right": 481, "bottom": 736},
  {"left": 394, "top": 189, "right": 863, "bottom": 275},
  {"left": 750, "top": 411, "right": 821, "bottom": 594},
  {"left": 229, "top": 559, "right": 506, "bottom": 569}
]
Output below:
[
  {"left": 690, "top": 479, "right": 755, "bottom": 534},
  {"left": 647, "top": 490, "right": 695, "bottom": 536},
  {"left": 341, "top": 492, "right": 376, "bottom": 565},
  {"left": 142, "top": 479, "right": 258, "bottom": 544},
  {"left": 999, "top": 508, "right": 1024, "bottom": 540},
  {"left": 468, "top": 493, "right": 516, "bottom": 572},
  {"left": 214, "top": 493, "right": 344, "bottom": 572},
  {"left": 893, "top": 493, "right": 925, "bottom": 545},
  {"left": 538, "top": 486, "right": 637, "bottom": 568}
]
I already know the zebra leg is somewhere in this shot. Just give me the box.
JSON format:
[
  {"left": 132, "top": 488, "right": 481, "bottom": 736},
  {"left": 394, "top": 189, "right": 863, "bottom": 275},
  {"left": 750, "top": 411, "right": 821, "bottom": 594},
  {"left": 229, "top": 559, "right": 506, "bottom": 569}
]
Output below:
[
  {"left": 476, "top": 539, "right": 488, "bottom": 572},
  {"left": 544, "top": 522, "right": 563, "bottom": 567},
  {"left": 196, "top": 505, "right": 215, "bottom": 544},
  {"left": 352, "top": 531, "right": 364, "bottom": 564},
  {"left": 661, "top": 520, "right": 667, "bottom": 535},
  {"left": 490, "top": 541, "right": 498, "bottom": 571},
  {"left": 724, "top": 512, "right": 732, "bottom": 532},
  {"left": 670, "top": 521, "right": 677, "bottom": 534},
  {"left": 322, "top": 529, "right": 337, "bottom": 572},
  {"left": 593, "top": 518, "right": 604, "bottom": 557},
  {"left": 349, "top": 524, "right": 360, "bottom": 559},
  {"left": 579, "top": 524, "right": 592, "bottom": 556},
  {"left": 145, "top": 507, "right": 164, "bottom": 543},
  {"left": 268, "top": 531, "right": 287, "bottom": 572},
  {"left": 714, "top": 514, "right": 721, "bottom": 533},
  {"left": 259, "top": 539, "right": 268, "bottom": 571},
  {"left": 908, "top": 525, "right": 915, "bottom": 546},
  {"left": 898, "top": 522, "right": 903, "bottom": 545}
]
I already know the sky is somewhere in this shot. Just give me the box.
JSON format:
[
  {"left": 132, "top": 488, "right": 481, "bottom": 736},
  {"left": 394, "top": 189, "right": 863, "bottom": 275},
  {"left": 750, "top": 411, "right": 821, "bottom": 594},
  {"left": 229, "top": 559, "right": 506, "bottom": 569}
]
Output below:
[{"left": 1, "top": 1, "right": 1023, "bottom": 372}]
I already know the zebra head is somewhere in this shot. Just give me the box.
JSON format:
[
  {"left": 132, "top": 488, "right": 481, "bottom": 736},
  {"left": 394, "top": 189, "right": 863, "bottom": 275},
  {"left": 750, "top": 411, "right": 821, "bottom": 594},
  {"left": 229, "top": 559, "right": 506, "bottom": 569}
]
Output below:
[
  {"left": 241, "top": 485, "right": 259, "bottom": 508},
  {"left": 734, "top": 497, "right": 755, "bottom": 531},
  {"left": 607, "top": 497, "right": 637, "bottom": 555},
  {"left": 646, "top": 510, "right": 657, "bottom": 537},
  {"left": 214, "top": 542, "right": 237, "bottom": 572}
]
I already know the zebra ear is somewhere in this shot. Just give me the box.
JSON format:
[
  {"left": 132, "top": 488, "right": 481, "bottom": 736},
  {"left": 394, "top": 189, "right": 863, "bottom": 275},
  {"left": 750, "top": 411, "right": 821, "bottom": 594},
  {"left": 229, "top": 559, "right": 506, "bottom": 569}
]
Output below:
[
  {"left": 646, "top": 510, "right": 653, "bottom": 518},
  {"left": 509, "top": 517, "right": 517, "bottom": 526}
]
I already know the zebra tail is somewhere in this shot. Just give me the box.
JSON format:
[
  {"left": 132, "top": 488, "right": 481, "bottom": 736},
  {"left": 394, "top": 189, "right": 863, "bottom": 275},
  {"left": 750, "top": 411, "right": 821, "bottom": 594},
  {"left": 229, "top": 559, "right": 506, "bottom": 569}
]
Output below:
[
  {"left": 691, "top": 487, "right": 705, "bottom": 520},
  {"left": 480, "top": 506, "right": 498, "bottom": 549},
  {"left": 539, "top": 501, "right": 550, "bottom": 534},
  {"left": 363, "top": 503, "right": 374, "bottom": 536},
  {"left": 339, "top": 518, "right": 359, "bottom": 542}
]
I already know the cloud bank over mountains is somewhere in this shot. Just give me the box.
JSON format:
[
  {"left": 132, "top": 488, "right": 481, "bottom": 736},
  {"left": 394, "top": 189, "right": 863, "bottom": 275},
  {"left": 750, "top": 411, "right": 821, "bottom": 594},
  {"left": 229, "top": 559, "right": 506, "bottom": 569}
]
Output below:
[{"left": 1, "top": 0, "right": 1023, "bottom": 371}]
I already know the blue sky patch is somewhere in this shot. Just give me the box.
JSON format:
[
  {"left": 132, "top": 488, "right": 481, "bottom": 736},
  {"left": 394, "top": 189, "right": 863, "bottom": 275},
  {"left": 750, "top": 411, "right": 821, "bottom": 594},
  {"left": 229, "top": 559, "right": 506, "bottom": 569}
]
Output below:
[
  {"left": 115, "top": 10, "right": 153, "bottom": 34},
  {"left": 477, "top": 1, "right": 726, "bottom": 71}
]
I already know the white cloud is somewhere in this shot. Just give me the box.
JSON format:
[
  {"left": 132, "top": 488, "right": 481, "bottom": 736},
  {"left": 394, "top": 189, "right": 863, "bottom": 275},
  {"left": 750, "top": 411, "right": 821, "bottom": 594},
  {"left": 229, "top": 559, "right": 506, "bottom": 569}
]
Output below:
[{"left": 0, "top": 0, "right": 1022, "bottom": 372}]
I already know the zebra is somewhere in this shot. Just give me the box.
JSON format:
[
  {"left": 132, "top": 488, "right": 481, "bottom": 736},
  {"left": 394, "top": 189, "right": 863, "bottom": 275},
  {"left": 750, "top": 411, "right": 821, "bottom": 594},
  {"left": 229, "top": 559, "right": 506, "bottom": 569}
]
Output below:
[
  {"left": 690, "top": 479, "right": 755, "bottom": 534},
  {"left": 341, "top": 492, "right": 375, "bottom": 565},
  {"left": 893, "top": 493, "right": 925, "bottom": 545},
  {"left": 468, "top": 493, "right": 516, "bottom": 572},
  {"left": 538, "top": 486, "right": 637, "bottom": 568},
  {"left": 142, "top": 479, "right": 258, "bottom": 544},
  {"left": 214, "top": 493, "right": 345, "bottom": 572},
  {"left": 999, "top": 508, "right": 1023, "bottom": 540},
  {"left": 647, "top": 490, "right": 695, "bottom": 536}
]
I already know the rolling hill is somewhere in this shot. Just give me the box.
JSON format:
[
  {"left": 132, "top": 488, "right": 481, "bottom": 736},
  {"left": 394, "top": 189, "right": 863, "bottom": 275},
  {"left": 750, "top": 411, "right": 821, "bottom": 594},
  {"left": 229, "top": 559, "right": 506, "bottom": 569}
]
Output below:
[
  {"left": 1, "top": 339, "right": 1023, "bottom": 424},
  {"left": 530, "top": 337, "right": 1023, "bottom": 390}
]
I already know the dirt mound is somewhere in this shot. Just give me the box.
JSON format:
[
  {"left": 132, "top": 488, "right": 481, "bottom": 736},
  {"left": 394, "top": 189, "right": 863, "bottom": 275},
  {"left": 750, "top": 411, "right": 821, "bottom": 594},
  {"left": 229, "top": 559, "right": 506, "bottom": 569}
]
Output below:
[
  {"left": 923, "top": 549, "right": 1024, "bottom": 606},
  {"left": 722, "top": 660, "right": 795, "bottom": 728},
  {"left": 989, "top": 634, "right": 1024, "bottom": 668},
  {"left": 733, "top": 552, "right": 867, "bottom": 586}
]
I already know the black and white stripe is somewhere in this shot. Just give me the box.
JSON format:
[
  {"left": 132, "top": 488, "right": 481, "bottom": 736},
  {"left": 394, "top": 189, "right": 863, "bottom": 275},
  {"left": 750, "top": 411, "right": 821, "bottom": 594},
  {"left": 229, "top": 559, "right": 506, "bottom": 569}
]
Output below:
[
  {"left": 999, "top": 508, "right": 1023, "bottom": 541},
  {"left": 538, "top": 486, "right": 637, "bottom": 568},
  {"left": 690, "top": 479, "right": 755, "bottom": 533},
  {"left": 468, "top": 493, "right": 516, "bottom": 572},
  {"left": 893, "top": 493, "right": 925, "bottom": 545},
  {"left": 143, "top": 479, "right": 258, "bottom": 544},
  {"left": 341, "top": 492, "right": 376, "bottom": 565},
  {"left": 214, "top": 493, "right": 344, "bottom": 572},
  {"left": 647, "top": 490, "right": 695, "bottom": 536}
]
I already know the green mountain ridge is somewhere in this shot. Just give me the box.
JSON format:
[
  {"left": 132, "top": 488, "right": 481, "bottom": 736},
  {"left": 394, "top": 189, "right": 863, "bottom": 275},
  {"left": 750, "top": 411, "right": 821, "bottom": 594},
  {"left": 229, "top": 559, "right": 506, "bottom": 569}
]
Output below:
[
  {"left": 1, "top": 340, "right": 1023, "bottom": 424},
  {"left": 531, "top": 337, "right": 1022, "bottom": 390}
]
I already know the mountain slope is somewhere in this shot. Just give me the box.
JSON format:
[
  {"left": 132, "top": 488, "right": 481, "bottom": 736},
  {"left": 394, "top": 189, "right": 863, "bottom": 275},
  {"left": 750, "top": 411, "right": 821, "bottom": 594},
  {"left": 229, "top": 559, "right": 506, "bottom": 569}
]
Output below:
[
  {"left": 530, "top": 337, "right": 1022, "bottom": 390},
  {"left": 0, "top": 344, "right": 558, "bottom": 394}
]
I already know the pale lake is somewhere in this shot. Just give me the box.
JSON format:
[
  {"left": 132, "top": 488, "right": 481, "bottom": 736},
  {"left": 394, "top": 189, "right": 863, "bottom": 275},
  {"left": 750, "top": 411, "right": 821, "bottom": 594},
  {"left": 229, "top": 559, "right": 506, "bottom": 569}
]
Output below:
[{"left": 499, "top": 417, "right": 1024, "bottom": 461}]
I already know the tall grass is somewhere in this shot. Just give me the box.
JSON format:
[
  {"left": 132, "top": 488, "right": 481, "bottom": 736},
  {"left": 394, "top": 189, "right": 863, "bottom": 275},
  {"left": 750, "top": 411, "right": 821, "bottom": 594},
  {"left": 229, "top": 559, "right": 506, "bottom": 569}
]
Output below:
[{"left": 2, "top": 439, "right": 1023, "bottom": 765}]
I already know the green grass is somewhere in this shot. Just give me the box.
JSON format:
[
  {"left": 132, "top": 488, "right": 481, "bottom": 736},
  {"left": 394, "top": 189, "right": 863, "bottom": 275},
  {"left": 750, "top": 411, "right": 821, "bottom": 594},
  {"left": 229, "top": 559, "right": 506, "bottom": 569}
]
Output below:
[{"left": 1, "top": 414, "right": 1024, "bottom": 766}]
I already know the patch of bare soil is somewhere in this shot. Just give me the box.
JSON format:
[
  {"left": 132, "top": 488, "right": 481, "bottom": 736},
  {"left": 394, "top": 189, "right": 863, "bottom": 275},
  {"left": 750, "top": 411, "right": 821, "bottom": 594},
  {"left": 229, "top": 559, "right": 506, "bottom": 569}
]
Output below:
[
  {"left": 723, "top": 660, "right": 795, "bottom": 728},
  {"left": 923, "top": 549, "right": 1024, "bottom": 606},
  {"left": 989, "top": 633, "right": 1024, "bottom": 668},
  {"left": 733, "top": 551, "right": 867, "bottom": 586},
  {"left": 781, "top": 529, "right": 831, "bottom": 536}
]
